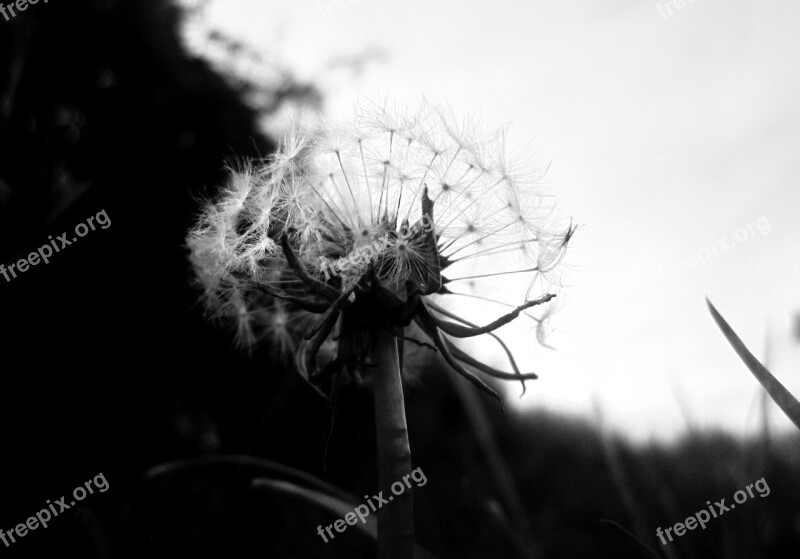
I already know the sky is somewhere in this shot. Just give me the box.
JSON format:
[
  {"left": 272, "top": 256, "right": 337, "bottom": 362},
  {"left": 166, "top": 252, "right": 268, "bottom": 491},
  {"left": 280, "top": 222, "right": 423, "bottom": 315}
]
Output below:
[{"left": 180, "top": 0, "right": 800, "bottom": 443}]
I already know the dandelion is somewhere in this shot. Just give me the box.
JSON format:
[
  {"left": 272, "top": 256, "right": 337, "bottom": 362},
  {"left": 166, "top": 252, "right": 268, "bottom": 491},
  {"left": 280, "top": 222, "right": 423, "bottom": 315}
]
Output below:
[{"left": 186, "top": 100, "right": 574, "bottom": 559}]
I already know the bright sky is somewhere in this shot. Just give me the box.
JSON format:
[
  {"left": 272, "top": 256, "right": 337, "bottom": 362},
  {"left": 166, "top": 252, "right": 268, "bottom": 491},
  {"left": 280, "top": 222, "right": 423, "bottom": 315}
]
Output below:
[{"left": 181, "top": 0, "right": 800, "bottom": 443}]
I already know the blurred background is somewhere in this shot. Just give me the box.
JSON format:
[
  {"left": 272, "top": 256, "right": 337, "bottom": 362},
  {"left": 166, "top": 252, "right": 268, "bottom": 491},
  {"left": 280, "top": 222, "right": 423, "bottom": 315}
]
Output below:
[{"left": 0, "top": 0, "right": 798, "bottom": 557}]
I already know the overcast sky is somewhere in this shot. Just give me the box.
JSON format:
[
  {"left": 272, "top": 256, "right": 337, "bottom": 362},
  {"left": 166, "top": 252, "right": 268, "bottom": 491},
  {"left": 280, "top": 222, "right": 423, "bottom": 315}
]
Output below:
[{"left": 182, "top": 0, "right": 800, "bottom": 442}]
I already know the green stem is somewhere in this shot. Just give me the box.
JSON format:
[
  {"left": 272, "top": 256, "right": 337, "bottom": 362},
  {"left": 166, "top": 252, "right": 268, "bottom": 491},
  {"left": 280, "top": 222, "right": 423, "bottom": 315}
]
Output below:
[{"left": 372, "top": 328, "right": 415, "bottom": 559}]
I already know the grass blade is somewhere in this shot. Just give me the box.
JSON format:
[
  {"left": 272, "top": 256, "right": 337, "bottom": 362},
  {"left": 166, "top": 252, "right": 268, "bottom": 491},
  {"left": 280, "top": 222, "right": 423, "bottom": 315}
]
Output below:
[{"left": 706, "top": 297, "right": 800, "bottom": 430}]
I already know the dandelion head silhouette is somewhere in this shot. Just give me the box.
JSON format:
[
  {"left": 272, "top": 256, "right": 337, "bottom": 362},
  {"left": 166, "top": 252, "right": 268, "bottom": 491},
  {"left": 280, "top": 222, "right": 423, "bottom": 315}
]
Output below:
[{"left": 187, "top": 100, "right": 575, "bottom": 400}]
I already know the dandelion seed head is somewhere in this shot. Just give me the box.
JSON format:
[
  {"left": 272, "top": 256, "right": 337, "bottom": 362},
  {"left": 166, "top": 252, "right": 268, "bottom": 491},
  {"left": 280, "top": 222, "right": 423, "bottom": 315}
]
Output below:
[{"left": 187, "top": 100, "right": 574, "bottom": 393}]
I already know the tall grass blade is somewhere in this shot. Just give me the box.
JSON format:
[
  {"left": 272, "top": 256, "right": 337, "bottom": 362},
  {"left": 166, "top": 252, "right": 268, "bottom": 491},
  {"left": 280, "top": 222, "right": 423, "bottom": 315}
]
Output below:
[{"left": 706, "top": 298, "right": 800, "bottom": 430}]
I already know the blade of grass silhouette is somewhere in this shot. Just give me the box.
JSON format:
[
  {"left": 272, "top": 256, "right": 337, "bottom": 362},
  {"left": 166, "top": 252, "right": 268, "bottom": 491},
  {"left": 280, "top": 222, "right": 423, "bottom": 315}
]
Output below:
[
  {"left": 760, "top": 320, "right": 773, "bottom": 457},
  {"left": 143, "top": 455, "right": 356, "bottom": 504},
  {"left": 446, "top": 365, "right": 539, "bottom": 559},
  {"left": 250, "top": 480, "right": 442, "bottom": 559},
  {"left": 667, "top": 376, "right": 699, "bottom": 434},
  {"left": 598, "top": 519, "right": 663, "bottom": 559},
  {"left": 706, "top": 298, "right": 800, "bottom": 430},
  {"left": 252, "top": 478, "right": 377, "bottom": 536},
  {"left": 591, "top": 397, "right": 675, "bottom": 558}
]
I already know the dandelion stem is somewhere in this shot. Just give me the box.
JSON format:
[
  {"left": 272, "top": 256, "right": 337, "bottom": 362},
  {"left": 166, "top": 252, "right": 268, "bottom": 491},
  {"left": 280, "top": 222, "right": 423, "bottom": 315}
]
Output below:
[{"left": 372, "top": 328, "right": 415, "bottom": 559}]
